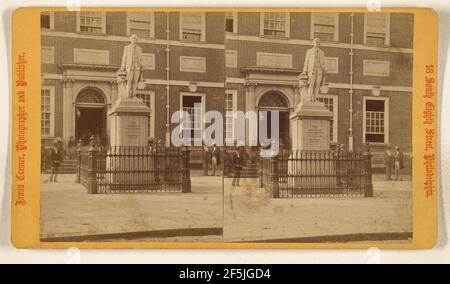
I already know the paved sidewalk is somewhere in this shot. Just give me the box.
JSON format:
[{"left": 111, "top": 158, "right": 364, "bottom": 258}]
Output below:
[
  {"left": 40, "top": 174, "right": 222, "bottom": 241},
  {"left": 223, "top": 176, "right": 412, "bottom": 242}
]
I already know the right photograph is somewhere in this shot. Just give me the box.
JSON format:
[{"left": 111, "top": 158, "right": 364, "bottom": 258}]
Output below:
[{"left": 222, "top": 11, "right": 413, "bottom": 243}]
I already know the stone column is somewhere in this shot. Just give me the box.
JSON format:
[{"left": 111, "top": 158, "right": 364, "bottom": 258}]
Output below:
[
  {"left": 245, "top": 82, "right": 257, "bottom": 147},
  {"left": 293, "top": 83, "right": 301, "bottom": 109},
  {"left": 110, "top": 80, "right": 119, "bottom": 106},
  {"left": 62, "top": 78, "right": 74, "bottom": 142},
  {"left": 107, "top": 81, "right": 118, "bottom": 144}
]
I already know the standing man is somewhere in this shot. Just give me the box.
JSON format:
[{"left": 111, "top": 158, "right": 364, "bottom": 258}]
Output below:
[
  {"left": 120, "top": 34, "right": 143, "bottom": 98},
  {"left": 301, "top": 38, "right": 326, "bottom": 102},
  {"left": 49, "top": 140, "right": 62, "bottom": 183},
  {"left": 210, "top": 143, "right": 220, "bottom": 176},
  {"left": 393, "top": 146, "right": 404, "bottom": 181}
]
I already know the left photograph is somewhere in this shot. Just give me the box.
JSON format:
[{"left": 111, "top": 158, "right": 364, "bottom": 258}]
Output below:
[{"left": 39, "top": 11, "right": 224, "bottom": 242}]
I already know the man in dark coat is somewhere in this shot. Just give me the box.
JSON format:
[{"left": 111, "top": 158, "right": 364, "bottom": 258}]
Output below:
[{"left": 49, "top": 140, "right": 63, "bottom": 182}]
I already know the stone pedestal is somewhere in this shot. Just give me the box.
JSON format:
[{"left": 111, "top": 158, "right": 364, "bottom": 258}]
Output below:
[
  {"left": 108, "top": 97, "right": 151, "bottom": 147},
  {"left": 290, "top": 101, "right": 333, "bottom": 151},
  {"left": 288, "top": 101, "right": 334, "bottom": 191},
  {"left": 107, "top": 97, "right": 152, "bottom": 189}
]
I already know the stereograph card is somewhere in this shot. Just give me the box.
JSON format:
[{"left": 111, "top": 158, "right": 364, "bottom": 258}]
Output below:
[{"left": 11, "top": 7, "right": 438, "bottom": 248}]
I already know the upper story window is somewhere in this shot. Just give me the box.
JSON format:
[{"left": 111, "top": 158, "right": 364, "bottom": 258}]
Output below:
[
  {"left": 41, "top": 12, "right": 54, "bottom": 29},
  {"left": 225, "top": 12, "right": 238, "bottom": 33},
  {"left": 261, "top": 12, "right": 290, "bottom": 37},
  {"left": 311, "top": 13, "right": 339, "bottom": 41},
  {"left": 127, "top": 12, "right": 155, "bottom": 38},
  {"left": 77, "top": 12, "right": 106, "bottom": 33},
  {"left": 180, "top": 12, "right": 205, "bottom": 42},
  {"left": 364, "top": 13, "right": 390, "bottom": 46}
]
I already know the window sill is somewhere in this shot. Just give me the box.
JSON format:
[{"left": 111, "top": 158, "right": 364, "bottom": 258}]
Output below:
[
  {"left": 364, "top": 142, "right": 390, "bottom": 147},
  {"left": 179, "top": 39, "right": 207, "bottom": 44},
  {"left": 77, "top": 31, "right": 107, "bottom": 36},
  {"left": 362, "top": 73, "right": 390, "bottom": 77},
  {"left": 128, "top": 35, "right": 156, "bottom": 40},
  {"left": 312, "top": 39, "right": 340, "bottom": 44},
  {"left": 259, "top": 35, "right": 291, "bottom": 40},
  {"left": 363, "top": 42, "right": 391, "bottom": 48}
]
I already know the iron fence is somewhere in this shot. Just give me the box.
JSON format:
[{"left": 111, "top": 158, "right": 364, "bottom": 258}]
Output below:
[
  {"left": 77, "top": 146, "right": 191, "bottom": 194},
  {"left": 261, "top": 148, "right": 373, "bottom": 198}
]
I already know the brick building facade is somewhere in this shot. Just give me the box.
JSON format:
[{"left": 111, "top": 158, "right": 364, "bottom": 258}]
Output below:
[{"left": 41, "top": 11, "right": 413, "bottom": 170}]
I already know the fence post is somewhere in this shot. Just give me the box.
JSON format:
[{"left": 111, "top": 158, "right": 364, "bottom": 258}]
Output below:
[
  {"left": 75, "top": 145, "right": 81, "bottom": 183},
  {"left": 271, "top": 155, "right": 280, "bottom": 198},
  {"left": 181, "top": 147, "right": 192, "bottom": 193},
  {"left": 222, "top": 149, "right": 227, "bottom": 177},
  {"left": 87, "top": 138, "right": 98, "bottom": 194},
  {"left": 363, "top": 143, "right": 373, "bottom": 197}
]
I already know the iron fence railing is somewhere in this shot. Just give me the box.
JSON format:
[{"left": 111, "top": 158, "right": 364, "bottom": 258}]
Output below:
[
  {"left": 261, "top": 148, "right": 373, "bottom": 198},
  {"left": 77, "top": 146, "right": 191, "bottom": 194}
]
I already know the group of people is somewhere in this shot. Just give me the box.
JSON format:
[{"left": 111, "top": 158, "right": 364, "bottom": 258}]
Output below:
[
  {"left": 202, "top": 144, "right": 244, "bottom": 187},
  {"left": 203, "top": 143, "right": 222, "bottom": 176}
]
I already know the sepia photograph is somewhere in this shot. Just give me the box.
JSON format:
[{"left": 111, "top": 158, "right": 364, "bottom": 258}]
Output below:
[{"left": 39, "top": 10, "right": 413, "bottom": 243}]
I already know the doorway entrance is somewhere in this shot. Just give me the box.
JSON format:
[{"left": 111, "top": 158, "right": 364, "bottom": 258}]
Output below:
[
  {"left": 75, "top": 88, "right": 107, "bottom": 146},
  {"left": 257, "top": 91, "right": 291, "bottom": 150}
]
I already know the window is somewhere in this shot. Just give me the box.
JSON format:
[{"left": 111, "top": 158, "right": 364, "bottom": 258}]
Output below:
[
  {"left": 180, "top": 12, "right": 205, "bottom": 41},
  {"left": 317, "top": 95, "right": 338, "bottom": 143},
  {"left": 261, "top": 12, "right": 289, "bottom": 37},
  {"left": 364, "top": 97, "right": 389, "bottom": 143},
  {"left": 41, "top": 46, "right": 54, "bottom": 64},
  {"left": 225, "top": 12, "right": 237, "bottom": 33},
  {"left": 127, "top": 12, "right": 154, "bottom": 38},
  {"left": 225, "top": 50, "right": 238, "bottom": 68},
  {"left": 135, "top": 91, "right": 155, "bottom": 138},
  {"left": 181, "top": 94, "right": 204, "bottom": 144},
  {"left": 41, "top": 12, "right": 54, "bottom": 29},
  {"left": 363, "top": 60, "right": 390, "bottom": 77},
  {"left": 41, "top": 86, "right": 55, "bottom": 137},
  {"left": 77, "top": 12, "right": 105, "bottom": 33},
  {"left": 364, "top": 13, "right": 390, "bottom": 46},
  {"left": 180, "top": 56, "right": 206, "bottom": 73},
  {"left": 225, "top": 90, "right": 237, "bottom": 143},
  {"left": 311, "top": 13, "right": 339, "bottom": 41}
]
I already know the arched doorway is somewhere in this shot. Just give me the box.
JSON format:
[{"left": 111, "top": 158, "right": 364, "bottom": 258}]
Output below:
[
  {"left": 257, "top": 91, "right": 291, "bottom": 149},
  {"left": 75, "top": 88, "right": 107, "bottom": 146}
]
